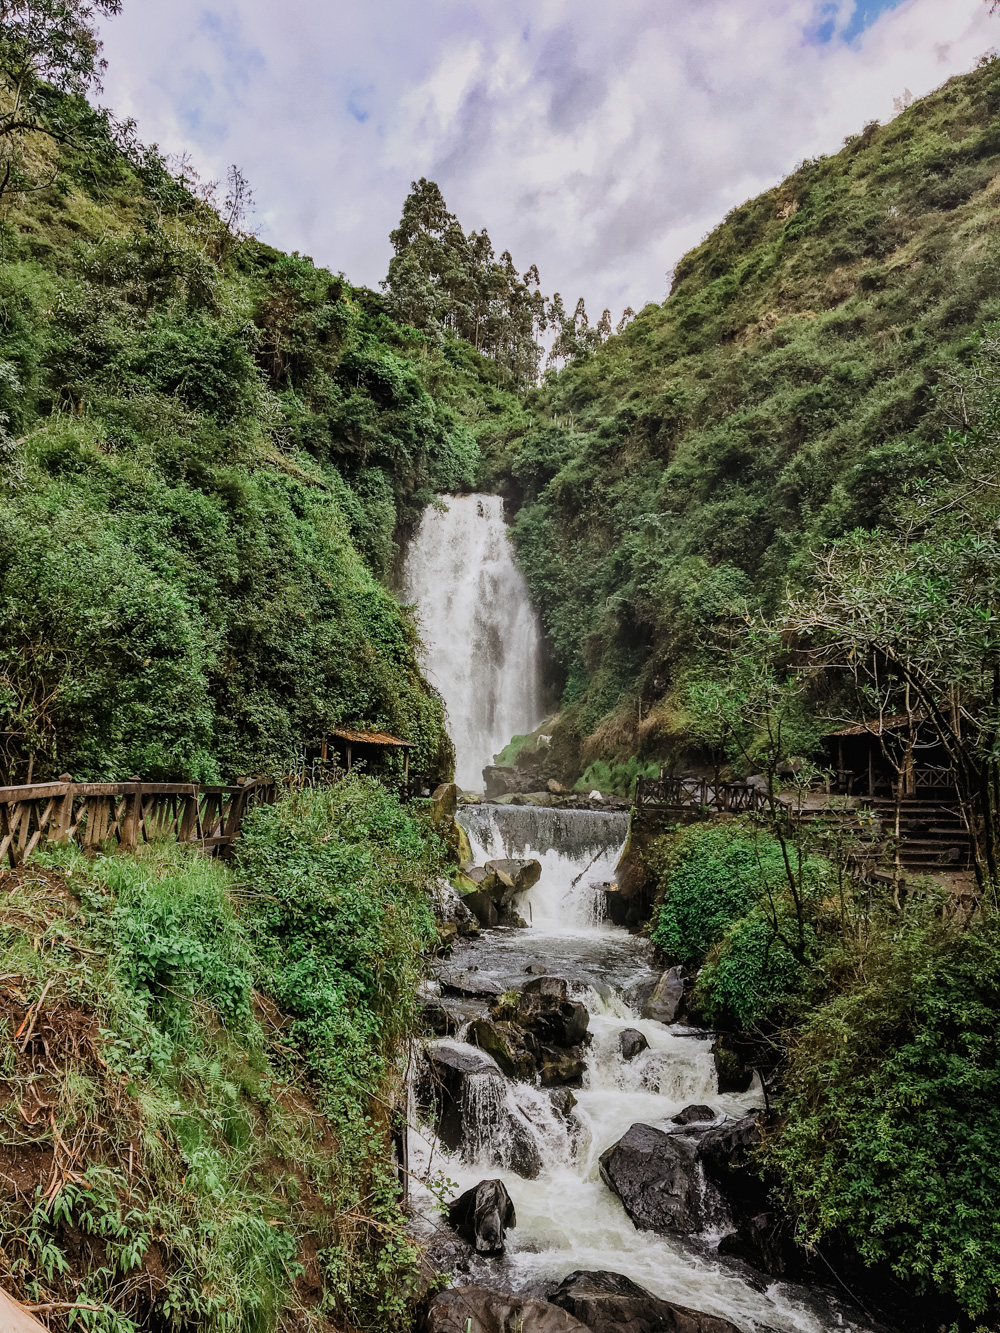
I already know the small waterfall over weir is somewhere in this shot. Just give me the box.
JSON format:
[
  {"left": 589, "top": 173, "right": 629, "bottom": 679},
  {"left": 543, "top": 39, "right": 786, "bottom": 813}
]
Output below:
[{"left": 403, "top": 495, "right": 545, "bottom": 790}]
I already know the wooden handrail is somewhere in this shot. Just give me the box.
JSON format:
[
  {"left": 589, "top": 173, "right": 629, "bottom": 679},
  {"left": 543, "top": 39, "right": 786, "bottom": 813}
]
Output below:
[
  {"left": 634, "top": 775, "right": 768, "bottom": 816},
  {"left": 0, "top": 776, "right": 277, "bottom": 869}
]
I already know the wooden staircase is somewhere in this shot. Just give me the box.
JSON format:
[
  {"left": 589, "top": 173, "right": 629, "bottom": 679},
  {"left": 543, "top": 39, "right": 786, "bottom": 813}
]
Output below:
[{"left": 864, "top": 798, "right": 972, "bottom": 871}]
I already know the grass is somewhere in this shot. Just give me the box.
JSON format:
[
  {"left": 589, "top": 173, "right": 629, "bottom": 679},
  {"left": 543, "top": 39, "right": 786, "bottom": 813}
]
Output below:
[{"left": 0, "top": 780, "right": 441, "bottom": 1332}]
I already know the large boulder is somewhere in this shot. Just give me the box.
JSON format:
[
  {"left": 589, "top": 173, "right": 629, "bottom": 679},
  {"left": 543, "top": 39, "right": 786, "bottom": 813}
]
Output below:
[
  {"left": 697, "top": 1114, "right": 765, "bottom": 1214},
  {"left": 537, "top": 1045, "right": 587, "bottom": 1087},
  {"left": 430, "top": 783, "right": 460, "bottom": 822},
  {"left": 642, "top": 966, "right": 686, "bottom": 1024},
  {"left": 458, "top": 859, "right": 542, "bottom": 928},
  {"left": 419, "top": 1044, "right": 542, "bottom": 1178},
  {"left": 598, "top": 1122, "right": 705, "bottom": 1234},
  {"left": 515, "top": 977, "right": 589, "bottom": 1047},
  {"left": 436, "top": 967, "right": 505, "bottom": 1000},
  {"left": 468, "top": 1018, "right": 537, "bottom": 1081},
  {"left": 671, "top": 1104, "right": 717, "bottom": 1127},
  {"left": 419, "top": 1043, "right": 497, "bottom": 1151},
  {"left": 550, "top": 1270, "right": 743, "bottom": 1333},
  {"left": 485, "top": 858, "right": 543, "bottom": 903},
  {"left": 447, "top": 1179, "right": 517, "bottom": 1255},
  {"left": 424, "top": 1285, "right": 590, "bottom": 1333},
  {"left": 619, "top": 1027, "right": 649, "bottom": 1061}
]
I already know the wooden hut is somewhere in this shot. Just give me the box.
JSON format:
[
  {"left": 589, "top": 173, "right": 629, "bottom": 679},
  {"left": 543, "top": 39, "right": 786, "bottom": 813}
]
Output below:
[
  {"left": 316, "top": 727, "right": 412, "bottom": 786},
  {"left": 825, "top": 716, "right": 954, "bottom": 799}
]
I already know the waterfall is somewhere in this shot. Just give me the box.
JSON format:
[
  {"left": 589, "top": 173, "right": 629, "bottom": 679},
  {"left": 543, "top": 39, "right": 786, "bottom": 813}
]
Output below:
[
  {"left": 458, "top": 803, "right": 629, "bottom": 933},
  {"left": 402, "top": 495, "right": 545, "bottom": 790}
]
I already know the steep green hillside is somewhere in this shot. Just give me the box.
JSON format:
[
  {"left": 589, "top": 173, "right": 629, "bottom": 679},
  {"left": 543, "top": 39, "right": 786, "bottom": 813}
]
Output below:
[
  {"left": 0, "top": 109, "right": 525, "bottom": 784},
  {"left": 498, "top": 57, "right": 1000, "bottom": 767},
  {"left": 0, "top": 781, "right": 442, "bottom": 1332}
]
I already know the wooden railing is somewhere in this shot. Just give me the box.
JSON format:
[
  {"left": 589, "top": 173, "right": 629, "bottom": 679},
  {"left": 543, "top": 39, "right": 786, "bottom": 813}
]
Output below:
[
  {"left": 0, "top": 776, "right": 277, "bottom": 868},
  {"left": 633, "top": 775, "right": 769, "bottom": 816}
]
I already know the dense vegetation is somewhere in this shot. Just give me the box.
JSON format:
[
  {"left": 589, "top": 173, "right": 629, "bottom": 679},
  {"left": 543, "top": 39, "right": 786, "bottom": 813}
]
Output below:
[
  {"left": 647, "top": 816, "right": 1000, "bottom": 1328},
  {"left": 493, "top": 55, "right": 1000, "bottom": 772},
  {"left": 0, "top": 65, "right": 536, "bottom": 784},
  {"left": 0, "top": 780, "right": 441, "bottom": 1332}
]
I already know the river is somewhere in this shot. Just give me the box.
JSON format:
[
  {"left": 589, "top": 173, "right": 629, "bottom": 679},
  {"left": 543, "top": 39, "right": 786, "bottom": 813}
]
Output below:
[{"left": 403, "top": 494, "right": 879, "bottom": 1333}]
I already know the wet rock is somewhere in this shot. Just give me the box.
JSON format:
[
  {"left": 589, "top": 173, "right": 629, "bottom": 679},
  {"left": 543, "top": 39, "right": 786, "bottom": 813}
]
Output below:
[
  {"left": 423, "top": 995, "right": 490, "bottom": 1037},
  {"left": 525, "top": 960, "right": 548, "bottom": 975},
  {"left": 698, "top": 1114, "right": 765, "bottom": 1214},
  {"left": 430, "top": 783, "right": 460, "bottom": 824},
  {"left": 547, "top": 779, "right": 567, "bottom": 794},
  {"left": 619, "top": 1027, "right": 649, "bottom": 1061},
  {"left": 418, "top": 1043, "right": 498, "bottom": 1151},
  {"left": 516, "top": 977, "right": 590, "bottom": 1047},
  {"left": 550, "top": 1270, "right": 743, "bottom": 1333},
  {"left": 505, "top": 1124, "right": 544, "bottom": 1180},
  {"left": 485, "top": 858, "right": 543, "bottom": 901},
  {"left": 423, "top": 1285, "right": 590, "bottom": 1333},
  {"left": 538, "top": 1045, "right": 587, "bottom": 1087},
  {"left": 672, "top": 1104, "right": 717, "bottom": 1126},
  {"left": 458, "top": 859, "right": 542, "bottom": 927},
  {"left": 547, "top": 1087, "right": 578, "bottom": 1118},
  {"left": 436, "top": 920, "right": 459, "bottom": 948},
  {"left": 711, "top": 1031, "right": 756, "bottom": 1094},
  {"left": 462, "top": 887, "right": 500, "bottom": 929},
  {"left": 598, "top": 1122, "right": 707, "bottom": 1234},
  {"left": 447, "top": 1179, "right": 517, "bottom": 1255},
  {"left": 419, "top": 1044, "right": 542, "bottom": 1179},
  {"left": 468, "top": 1018, "right": 537, "bottom": 1081},
  {"left": 429, "top": 877, "right": 480, "bottom": 938},
  {"left": 642, "top": 966, "right": 686, "bottom": 1024},
  {"left": 496, "top": 907, "right": 529, "bottom": 929},
  {"left": 436, "top": 967, "right": 505, "bottom": 1000},
  {"left": 716, "top": 1209, "right": 801, "bottom": 1279},
  {"left": 421, "top": 999, "right": 451, "bottom": 1035}
]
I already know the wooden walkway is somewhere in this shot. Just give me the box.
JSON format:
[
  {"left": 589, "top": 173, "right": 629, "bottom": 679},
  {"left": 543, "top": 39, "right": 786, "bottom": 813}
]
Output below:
[
  {"left": 631, "top": 775, "right": 973, "bottom": 876},
  {"left": 633, "top": 775, "right": 768, "bottom": 818},
  {"left": 0, "top": 776, "right": 276, "bottom": 868}
]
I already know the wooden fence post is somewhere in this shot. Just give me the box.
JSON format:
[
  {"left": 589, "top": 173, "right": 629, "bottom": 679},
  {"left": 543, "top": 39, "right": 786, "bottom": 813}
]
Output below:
[
  {"left": 179, "top": 788, "right": 201, "bottom": 844},
  {"left": 120, "top": 777, "right": 141, "bottom": 850},
  {"left": 53, "top": 775, "right": 75, "bottom": 843}
]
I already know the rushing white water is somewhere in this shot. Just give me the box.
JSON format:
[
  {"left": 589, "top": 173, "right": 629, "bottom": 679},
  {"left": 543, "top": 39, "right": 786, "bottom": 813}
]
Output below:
[
  {"left": 413, "top": 805, "right": 877, "bottom": 1333},
  {"left": 408, "top": 511, "right": 874, "bottom": 1330},
  {"left": 459, "top": 804, "right": 629, "bottom": 933},
  {"left": 403, "top": 495, "right": 545, "bottom": 790}
]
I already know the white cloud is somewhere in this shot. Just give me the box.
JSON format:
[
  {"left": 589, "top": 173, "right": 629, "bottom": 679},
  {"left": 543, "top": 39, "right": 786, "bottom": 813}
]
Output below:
[{"left": 96, "top": 0, "right": 997, "bottom": 315}]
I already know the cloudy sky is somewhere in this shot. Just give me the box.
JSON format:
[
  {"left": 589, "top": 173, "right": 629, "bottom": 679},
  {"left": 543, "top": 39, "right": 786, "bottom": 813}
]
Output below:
[{"left": 97, "top": 0, "right": 995, "bottom": 317}]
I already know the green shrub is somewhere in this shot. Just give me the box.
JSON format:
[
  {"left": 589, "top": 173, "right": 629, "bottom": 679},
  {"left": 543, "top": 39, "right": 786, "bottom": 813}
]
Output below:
[
  {"left": 769, "top": 912, "right": 1000, "bottom": 1321},
  {"left": 651, "top": 823, "right": 792, "bottom": 965}
]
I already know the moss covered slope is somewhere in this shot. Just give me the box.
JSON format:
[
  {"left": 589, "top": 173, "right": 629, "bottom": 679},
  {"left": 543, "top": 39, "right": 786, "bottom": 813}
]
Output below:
[
  {"left": 499, "top": 58, "right": 1000, "bottom": 764},
  {"left": 0, "top": 116, "right": 526, "bottom": 784}
]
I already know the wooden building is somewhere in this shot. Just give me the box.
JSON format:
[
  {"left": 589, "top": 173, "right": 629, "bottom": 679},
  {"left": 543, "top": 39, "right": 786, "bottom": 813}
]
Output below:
[
  {"left": 826, "top": 716, "right": 955, "bottom": 799},
  {"left": 315, "top": 727, "right": 412, "bottom": 785}
]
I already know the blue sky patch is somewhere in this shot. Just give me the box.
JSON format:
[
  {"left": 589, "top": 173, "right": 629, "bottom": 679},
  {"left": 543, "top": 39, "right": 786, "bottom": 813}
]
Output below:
[
  {"left": 347, "top": 86, "right": 373, "bottom": 124},
  {"left": 808, "top": 0, "right": 907, "bottom": 47}
]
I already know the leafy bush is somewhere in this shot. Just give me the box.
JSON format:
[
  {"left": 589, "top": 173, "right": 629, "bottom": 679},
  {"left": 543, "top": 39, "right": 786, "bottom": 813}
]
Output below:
[
  {"left": 769, "top": 912, "right": 1000, "bottom": 1322},
  {"left": 235, "top": 781, "right": 437, "bottom": 1326},
  {"left": 651, "top": 824, "right": 792, "bottom": 965}
]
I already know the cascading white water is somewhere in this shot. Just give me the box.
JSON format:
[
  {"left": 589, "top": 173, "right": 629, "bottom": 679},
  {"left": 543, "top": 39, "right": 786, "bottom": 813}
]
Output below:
[
  {"left": 403, "top": 495, "right": 545, "bottom": 790},
  {"left": 408, "top": 498, "right": 875, "bottom": 1331},
  {"left": 411, "top": 808, "right": 877, "bottom": 1332},
  {"left": 459, "top": 804, "right": 629, "bottom": 932}
]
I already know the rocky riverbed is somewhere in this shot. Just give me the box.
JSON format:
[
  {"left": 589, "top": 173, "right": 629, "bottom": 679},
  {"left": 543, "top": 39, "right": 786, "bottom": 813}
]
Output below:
[{"left": 407, "top": 803, "right": 892, "bottom": 1333}]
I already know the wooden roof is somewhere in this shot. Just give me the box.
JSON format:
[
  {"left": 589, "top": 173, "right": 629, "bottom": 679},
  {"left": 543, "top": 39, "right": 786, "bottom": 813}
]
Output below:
[
  {"left": 330, "top": 727, "right": 411, "bottom": 748},
  {"left": 827, "top": 715, "right": 925, "bottom": 738}
]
